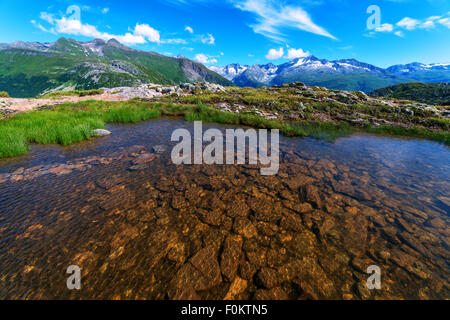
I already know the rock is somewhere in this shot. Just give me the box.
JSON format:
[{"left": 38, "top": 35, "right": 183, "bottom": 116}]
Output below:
[
  {"left": 152, "top": 145, "right": 167, "bottom": 153},
  {"left": 167, "top": 243, "right": 186, "bottom": 265},
  {"left": 428, "top": 217, "right": 446, "bottom": 229},
  {"left": 220, "top": 235, "right": 243, "bottom": 282},
  {"left": 249, "top": 198, "right": 281, "bottom": 222},
  {"left": 171, "top": 194, "right": 187, "bottom": 210},
  {"left": 254, "top": 287, "right": 289, "bottom": 300},
  {"left": 239, "top": 261, "right": 256, "bottom": 280},
  {"left": 190, "top": 246, "right": 222, "bottom": 286},
  {"left": 172, "top": 287, "right": 200, "bottom": 300},
  {"left": 233, "top": 218, "right": 257, "bottom": 238},
  {"left": 131, "top": 153, "right": 157, "bottom": 165},
  {"left": 280, "top": 212, "right": 303, "bottom": 232},
  {"left": 246, "top": 247, "right": 267, "bottom": 268},
  {"left": 318, "top": 217, "right": 335, "bottom": 237},
  {"left": 255, "top": 221, "right": 278, "bottom": 236},
  {"left": 302, "top": 184, "right": 322, "bottom": 208},
  {"left": 224, "top": 276, "right": 247, "bottom": 300},
  {"left": 168, "top": 246, "right": 221, "bottom": 298},
  {"left": 295, "top": 280, "right": 320, "bottom": 300},
  {"left": 277, "top": 259, "right": 302, "bottom": 282},
  {"left": 257, "top": 267, "right": 278, "bottom": 289},
  {"left": 226, "top": 199, "right": 250, "bottom": 218},
  {"left": 355, "top": 282, "right": 372, "bottom": 300},
  {"left": 91, "top": 129, "right": 111, "bottom": 137},
  {"left": 279, "top": 189, "right": 296, "bottom": 201},
  {"left": 198, "top": 208, "right": 223, "bottom": 226}
]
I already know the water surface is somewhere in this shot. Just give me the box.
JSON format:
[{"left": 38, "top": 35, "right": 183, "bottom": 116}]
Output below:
[{"left": 0, "top": 119, "right": 449, "bottom": 299}]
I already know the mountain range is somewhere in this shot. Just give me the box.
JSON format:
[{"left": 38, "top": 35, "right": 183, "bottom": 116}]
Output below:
[
  {"left": 210, "top": 56, "right": 450, "bottom": 92},
  {"left": 0, "top": 37, "right": 232, "bottom": 98},
  {"left": 1, "top": 37, "right": 449, "bottom": 97}
]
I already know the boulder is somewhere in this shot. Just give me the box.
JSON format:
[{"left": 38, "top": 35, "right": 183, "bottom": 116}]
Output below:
[
  {"left": 91, "top": 129, "right": 111, "bottom": 137},
  {"left": 220, "top": 235, "right": 243, "bottom": 282}
]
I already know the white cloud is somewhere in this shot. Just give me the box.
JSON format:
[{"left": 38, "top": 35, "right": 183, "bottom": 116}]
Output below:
[
  {"left": 134, "top": 23, "right": 161, "bottom": 43},
  {"left": 375, "top": 23, "right": 394, "bottom": 32},
  {"left": 285, "top": 48, "right": 310, "bottom": 59},
  {"left": 396, "top": 17, "right": 420, "bottom": 30},
  {"left": 40, "top": 16, "right": 149, "bottom": 45},
  {"left": 438, "top": 17, "right": 450, "bottom": 28},
  {"left": 31, "top": 19, "right": 56, "bottom": 34},
  {"left": 368, "top": 12, "right": 450, "bottom": 37},
  {"left": 201, "top": 33, "right": 215, "bottom": 45},
  {"left": 163, "top": 38, "right": 187, "bottom": 44},
  {"left": 33, "top": 9, "right": 165, "bottom": 45},
  {"left": 265, "top": 47, "right": 284, "bottom": 60},
  {"left": 420, "top": 20, "right": 435, "bottom": 29},
  {"left": 427, "top": 16, "right": 441, "bottom": 21},
  {"left": 185, "top": 26, "right": 194, "bottom": 34},
  {"left": 58, "top": 17, "right": 147, "bottom": 44},
  {"left": 116, "top": 32, "right": 147, "bottom": 44},
  {"left": 194, "top": 53, "right": 217, "bottom": 64},
  {"left": 234, "top": 0, "right": 336, "bottom": 41},
  {"left": 102, "top": 8, "right": 110, "bottom": 14},
  {"left": 40, "top": 12, "right": 54, "bottom": 25}
]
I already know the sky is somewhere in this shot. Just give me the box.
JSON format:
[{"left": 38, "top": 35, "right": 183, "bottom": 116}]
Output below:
[{"left": 0, "top": 0, "right": 449, "bottom": 68}]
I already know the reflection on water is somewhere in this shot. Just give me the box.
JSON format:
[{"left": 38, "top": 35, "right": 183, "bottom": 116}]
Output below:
[{"left": 0, "top": 119, "right": 448, "bottom": 300}]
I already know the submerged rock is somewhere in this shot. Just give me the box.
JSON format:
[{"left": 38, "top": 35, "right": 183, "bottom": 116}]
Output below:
[
  {"left": 152, "top": 145, "right": 167, "bottom": 153},
  {"left": 91, "top": 129, "right": 111, "bottom": 137},
  {"left": 220, "top": 235, "right": 243, "bottom": 282}
]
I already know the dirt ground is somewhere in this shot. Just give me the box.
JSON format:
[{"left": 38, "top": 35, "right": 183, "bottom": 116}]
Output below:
[{"left": 0, "top": 93, "right": 129, "bottom": 113}]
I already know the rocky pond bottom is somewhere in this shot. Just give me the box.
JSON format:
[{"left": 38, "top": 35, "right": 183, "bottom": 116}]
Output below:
[{"left": 0, "top": 119, "right": 449, "bottom": 300}]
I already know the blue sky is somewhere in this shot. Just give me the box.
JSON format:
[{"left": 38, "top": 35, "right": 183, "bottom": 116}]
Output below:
[{"left": 0, "top": 0, "right": 449, "bottom": 67}]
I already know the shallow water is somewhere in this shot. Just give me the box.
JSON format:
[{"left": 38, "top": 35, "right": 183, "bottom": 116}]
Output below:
[{"left": 0, "top": 119, "right": 449, "bottom": 299}]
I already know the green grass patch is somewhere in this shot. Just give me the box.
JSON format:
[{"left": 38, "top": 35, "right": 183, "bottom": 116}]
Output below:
[
  {"left": 0, "top": 91, "right": 9, "bottom": 98},
  {"left": 39, "top": 89, "right": 104, "bottom": 99},
  {"left": 365, "top": 124, "right": 450, "bottom": 145},
  {"left": 184, "top": 103, "right": 354, "bottom": 142},
  {"left": 0, "top": 100, "right": 161, "bottom": 158}
]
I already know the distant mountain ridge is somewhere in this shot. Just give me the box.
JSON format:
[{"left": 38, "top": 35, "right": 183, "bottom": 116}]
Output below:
[
  {"left": 210, "top": 56, "right": 450, "bottom": 92},
  {"left": 0, "top": 37, "right": 233, "bottom": 98}
]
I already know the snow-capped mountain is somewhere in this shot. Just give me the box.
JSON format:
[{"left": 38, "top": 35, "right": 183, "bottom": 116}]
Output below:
[
  {"left": 0, "top": 41, "right": 52, "bottom": 51},
  {"left": 209, "top": 63, "right": 249, "bottom": 81},
  {"left": 387, "top": 62, "right": 450, "bottom": 74},
  {"left": 211, "top": 55, "right": 450, "bottom": 92}
]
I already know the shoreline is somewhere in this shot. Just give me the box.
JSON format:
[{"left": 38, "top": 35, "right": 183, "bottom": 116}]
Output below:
[{"left": 0, "top": 84, "right": 449, "bottom": 159}]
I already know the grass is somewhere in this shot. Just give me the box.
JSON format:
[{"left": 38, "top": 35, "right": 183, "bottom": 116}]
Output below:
[
  {"left": 0, "top": 91, "right": 9, "bottom": 98},
  {"left": 0, "top": 101, "right": 160, "bottom": 158},
  {"left": 0, "top": 100, "right": 448, "bottom": 159},
  {"left": 184, "top": 103, "right": 354, "bottom": 141},
  {"left": 39, "top": 89, "right": 104, "bottom": 99},
  {"left": 365, "top": 124, "right": 450, "bottom": 145}
]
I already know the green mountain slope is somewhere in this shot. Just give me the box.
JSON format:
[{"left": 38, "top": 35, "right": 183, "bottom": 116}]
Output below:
[
  {"left": 369, "top": 82, "right": 450, "bottom": 105},
  {"left": 0, "top": 37, "right": 233, "bottom": 98}
]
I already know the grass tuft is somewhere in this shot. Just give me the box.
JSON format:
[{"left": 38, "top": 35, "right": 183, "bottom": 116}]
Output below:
[{"left": 38, "top": 89, "right": 104, "bottom": 99}]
